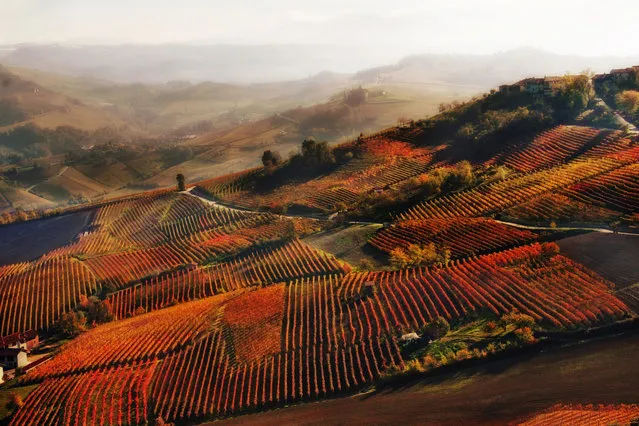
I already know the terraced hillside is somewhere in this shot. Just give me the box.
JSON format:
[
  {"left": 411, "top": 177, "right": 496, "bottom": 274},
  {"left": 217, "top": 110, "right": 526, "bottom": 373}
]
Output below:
[
  {"left": 9, "top": 243, "right": 631, "bottom": 425},
  {"left": 0, "top": 190, "right": 330, "bottom": 337},
  {"left": 2, "top": 77, "right": 639, "bottom": 426}
]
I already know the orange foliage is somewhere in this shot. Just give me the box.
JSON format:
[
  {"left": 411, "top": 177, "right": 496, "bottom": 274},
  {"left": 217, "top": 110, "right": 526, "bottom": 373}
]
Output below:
[
  {"left": 224, "top": 284, "right": 286, "bottom": 362},
  {"left": 520, "top": 404, "right": 639, "bottom": 426}
]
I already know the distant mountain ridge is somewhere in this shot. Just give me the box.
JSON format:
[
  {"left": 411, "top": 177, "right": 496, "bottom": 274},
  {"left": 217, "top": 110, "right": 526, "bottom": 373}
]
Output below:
[
  {"left": 2, "top": 45, "right": 639, "bottom": 87},
  {"left": 356, "top": 48, "right": 639, "bottom": 88}
]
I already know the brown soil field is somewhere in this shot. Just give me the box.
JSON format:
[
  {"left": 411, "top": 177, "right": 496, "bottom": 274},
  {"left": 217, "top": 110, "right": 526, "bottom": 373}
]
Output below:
[
  {"left": 214, "top": 331, "right": 639, "bottom": 426},
  {"left": 558, "top": 233, "right": 639, "bottom": 289}
]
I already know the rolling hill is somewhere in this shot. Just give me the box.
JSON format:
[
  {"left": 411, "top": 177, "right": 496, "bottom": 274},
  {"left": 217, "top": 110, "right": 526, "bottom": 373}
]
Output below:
[
  {"left": 0, "top": 65, "right": 129, "bottom": 132},
  {"left": 0, "top": 68, "right": 638, "bottom": 426}
]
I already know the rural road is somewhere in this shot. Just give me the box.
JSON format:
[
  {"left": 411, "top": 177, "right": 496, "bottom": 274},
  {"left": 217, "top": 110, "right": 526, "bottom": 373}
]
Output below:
[
  {"left": 594, "top": 96, "right": 639, "bottom": 134},
  {"left": 184, "top": 187, "right": 639, "bottom": 237},
  {"left": 26, "top": 165, "right": 69, "bottom": 193},
  {"left": 494, "top": 219, "right": 639, "bottom": 237}
]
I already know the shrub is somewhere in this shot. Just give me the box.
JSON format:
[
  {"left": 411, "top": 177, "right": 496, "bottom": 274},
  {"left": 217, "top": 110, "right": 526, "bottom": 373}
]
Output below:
[
  {"left": 7, "top": 393, "right": 24, "bottom": 410},
  {"left": 484, "top": 321, "right": 497, "bottom": 332},
  {"left": 261, "top": 150, "right": 282, "bottom": 167},
  {"left": 445, "top": 161, "right": 475, "bottom": 188},
  {"left": 425, "top": 317, "right": 450, "bottom": 339},
  {"left": 390, "top": 243, "right": 450, "bottom": 268},
  {"left": 86, "top": 298, "right": 115, "bottom": 324},
  {"left": 540, "top": 242, "right": 560, "bottom": 257},
  {"left": 616, "top": 90, "right": 639, "bottom": 113},
  {"left": 501, "top": 311, "right": 536, "bottom": 329},
  {"left": 514, "top": 326, "right": 536, "bottom": 344},
  {"left": 53, "top": 311, "right": 87, "bottom": 338}
]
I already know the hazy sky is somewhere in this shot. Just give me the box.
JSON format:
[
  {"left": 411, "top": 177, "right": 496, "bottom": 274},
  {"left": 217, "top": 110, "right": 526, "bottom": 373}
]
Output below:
[{"left": 2, "top": 0, "right": 638, "bottom": 56}]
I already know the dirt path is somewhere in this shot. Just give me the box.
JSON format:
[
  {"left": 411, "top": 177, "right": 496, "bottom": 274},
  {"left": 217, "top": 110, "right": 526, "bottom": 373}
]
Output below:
[
  {"left": 594, "top": 96, "right": 639, "bottom": 134},
  {"left": 184, "top": 187, "right": 639, "bottom": 237},
  {"left": 214, "top": 331, "right": 639, "bottom": 426},
  {"left": 182, "top": 187, "right": 326, "bottom": 220},
  {"left": 494, "top": 219, "right": 639, "bottom": 237},
  {"left": 25, "top": 165, "right": 69, "bottom": 193}
]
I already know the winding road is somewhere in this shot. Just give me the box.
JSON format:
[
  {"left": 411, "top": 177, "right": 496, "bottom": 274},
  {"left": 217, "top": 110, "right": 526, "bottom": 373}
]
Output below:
[
  {"left": 594, "top": 96, "right": 639, "bottom": 134},
  {"left": 25, "top": 165, "right": 68, "bottom": 193},
  {"left": 184, "top": 187, "right": 639, "bottom": 237}
]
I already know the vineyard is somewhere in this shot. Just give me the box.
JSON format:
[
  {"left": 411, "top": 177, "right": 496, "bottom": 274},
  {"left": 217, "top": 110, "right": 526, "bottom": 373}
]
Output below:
[
  {"left": 0, "top": 256, "right": 98, "bottom": 336},
  {"left": 283, "top": 244, "right": 628, "bottom": 346},
  {"left": 0, "top": 189, "right": 324, "bottom": 338},
  {"left": 616, "top": 284, "right": 639, "bottom": 315},
  {"left": 149, "top": 332, "right": 401, "bottom": 422},
  {"left": 10, "top": 240, "right": 630, "bottom": 424},
  {"left": 494, "top": 125, "right": 617, "bottom": 172},
  {"left": 518, "top": 404, "right": 639, "bottom": 425},
  {"left": 21, "top": 294, "right": 237, "bottom": 382},
  {"left": 563, "top": 163, "right": 639, "bottom": 213},
  {"left": 400, "top": 157, "right": 633, "bottom": 221},
  {"left": 1, "top": 110, "right": 638, "bottom": 425},
  {"left": 196, "top": 137, "right": 434, "bottom": 213},
  {"left": 106, "top": 239, "right": 348, "bottom": 319},
  {"left": 502, "top": 162, "right": 639, "bottom": 223},
  {"left": 503, "top": 192, "right": 621, "bottom": 223},
  {"left": 369, "top": 218, "right": 538, "bottom": 258},
  {"left": 9, "top": 362, "right": 158, "bottom": 426},
  {"left": 12, "top": 284, "right": 403, "bottom": 424}
]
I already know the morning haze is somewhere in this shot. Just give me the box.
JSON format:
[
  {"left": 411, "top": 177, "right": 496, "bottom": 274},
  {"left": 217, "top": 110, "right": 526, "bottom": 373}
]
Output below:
[{"left": 1, "top": 2, "right": 639, "bottom": 425}]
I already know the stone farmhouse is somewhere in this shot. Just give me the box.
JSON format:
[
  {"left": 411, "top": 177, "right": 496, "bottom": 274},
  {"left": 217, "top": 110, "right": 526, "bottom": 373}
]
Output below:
[
  {"left": 593, "top": 66, "right": 639, "bottom": 85},
  {"left": 0, "top": 347, "right": 28, "bottom": 370},
  {"left": 499, "top": 76, "right": 564, "bottom": 96}
]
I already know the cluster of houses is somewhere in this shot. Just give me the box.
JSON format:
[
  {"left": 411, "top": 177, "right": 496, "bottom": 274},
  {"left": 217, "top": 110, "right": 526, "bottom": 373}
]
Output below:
[
  {"left": 0, "top": 330, "right": 39, "bottom": 383},
  {"left": 593, "top": 66, "right": 639, "bottom": 85},
  {"left": 499, "top": 76, "right": 565, "bottom": 96},
  {"left": 499, "top": 66, "right": 639, "bottom": 97}
]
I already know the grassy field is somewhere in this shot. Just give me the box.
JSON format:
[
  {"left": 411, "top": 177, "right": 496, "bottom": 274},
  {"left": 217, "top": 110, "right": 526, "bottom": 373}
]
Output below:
[
  {"left": 30, "top": 167, "right": 111, "bottom": 202},
  {"left": 304, "top": 224, "right": 386, "bottom": 270},
  {"left": 0, "top": 184, "right": 55, "bottom": 214},
  {"left": 215, "top": 332, "right": 639, "bottom": 425}
]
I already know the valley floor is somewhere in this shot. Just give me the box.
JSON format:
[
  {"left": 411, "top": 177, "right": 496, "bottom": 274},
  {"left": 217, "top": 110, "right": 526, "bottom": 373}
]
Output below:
[
  {"left": 0, "top": 210, "right": 92, "bottom": 264},
  {"left": 214, "top": 331, "right": 639, "bottom": 426}
]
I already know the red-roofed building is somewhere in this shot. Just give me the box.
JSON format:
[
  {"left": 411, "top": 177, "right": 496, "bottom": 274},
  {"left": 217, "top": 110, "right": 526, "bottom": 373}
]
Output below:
[
  {"left": 0, "top": 330, "right": 39, "bottom": 353},
  {"left": 610, "top": 66, "right": 639, "bottom": 81},
  {"left": 499, "top": 76, "right": 564, "bottom": 96}
]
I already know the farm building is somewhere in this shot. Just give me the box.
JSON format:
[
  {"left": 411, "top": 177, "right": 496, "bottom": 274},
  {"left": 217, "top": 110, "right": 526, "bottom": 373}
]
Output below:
[
  {"left": 0, "top": 330, "right": 39, "bottom": 353},
  {"left": 499, "top": 77, "right": 563, "bottom": 96},
  {"left": 0, "top": 348, "right": 28, "bottom": 370},
  {"left": 610, "top": 67, "right": 639, "bottom": 81}
]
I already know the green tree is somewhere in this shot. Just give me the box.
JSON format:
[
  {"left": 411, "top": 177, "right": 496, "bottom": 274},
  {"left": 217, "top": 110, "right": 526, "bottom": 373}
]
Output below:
[
  {"left": 425, "top": 317, "right": 450, "bottom": 339},
  {"left": 616, "top": 90, "right": 639, "bottom": 113},
  {"left": 86, "top": 298, "right": 114, "bottom": 324},
  {"left": 446, "top": 160, "right": 475, "bottom": 188},
  {"left": 344, "top": 86, "right": 368, "bottom": 107},
  {"left": 53, "top": 311, "right": 86, "bottom": 338},
  {"left": 261, "top": 150, "right": 282, "bottom": 167},
  {"left": 176, "top": 173, "right": 186, "bottom": 191}
]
